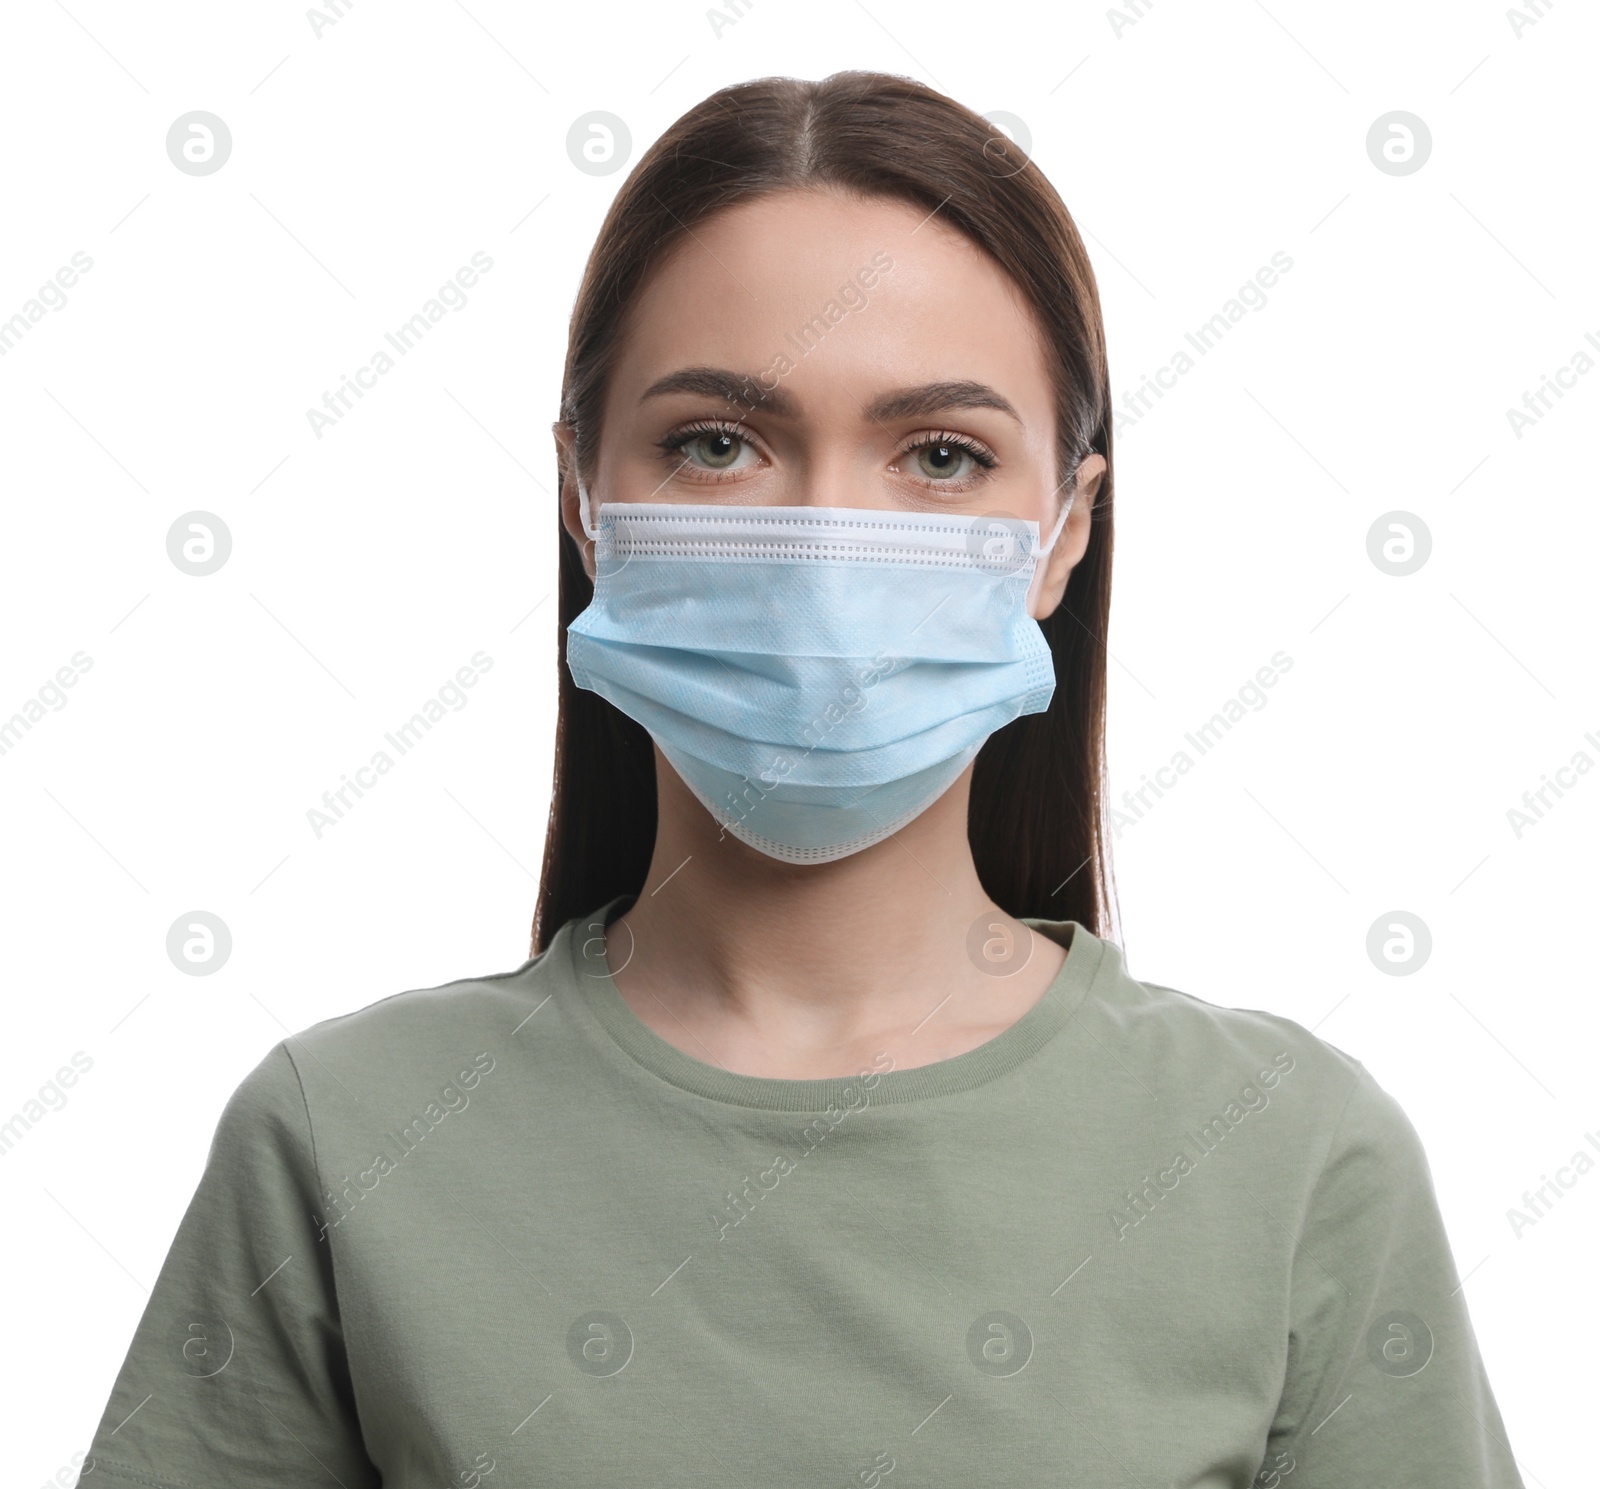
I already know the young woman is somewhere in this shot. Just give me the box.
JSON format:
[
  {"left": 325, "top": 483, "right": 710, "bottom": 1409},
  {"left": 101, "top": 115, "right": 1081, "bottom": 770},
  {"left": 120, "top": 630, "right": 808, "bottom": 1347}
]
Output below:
[{"left": 84, "top": 72, "right": 1524, "bottom": 1488}]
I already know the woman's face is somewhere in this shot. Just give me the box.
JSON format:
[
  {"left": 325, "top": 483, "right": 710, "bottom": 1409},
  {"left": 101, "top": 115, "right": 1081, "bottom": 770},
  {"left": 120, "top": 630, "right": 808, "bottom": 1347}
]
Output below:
[{"left": 558, "top": 186, "right": 1104, "bottom": 618}]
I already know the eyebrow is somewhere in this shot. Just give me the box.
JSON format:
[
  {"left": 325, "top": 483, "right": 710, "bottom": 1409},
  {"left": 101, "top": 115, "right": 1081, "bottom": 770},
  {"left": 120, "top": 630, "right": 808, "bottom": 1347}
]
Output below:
[{"left": 638, "top": 367, "right": 1024, "bottom": 427}]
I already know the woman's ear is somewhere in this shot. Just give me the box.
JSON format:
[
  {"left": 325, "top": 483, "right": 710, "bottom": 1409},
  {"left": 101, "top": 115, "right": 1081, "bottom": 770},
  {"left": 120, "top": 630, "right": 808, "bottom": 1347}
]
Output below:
[
  {"left": 1028, "top": 453, "right": 1106, "bottom": 620},
  {"left": 553, "top": 420, "right": 597, "bottom": 581}
]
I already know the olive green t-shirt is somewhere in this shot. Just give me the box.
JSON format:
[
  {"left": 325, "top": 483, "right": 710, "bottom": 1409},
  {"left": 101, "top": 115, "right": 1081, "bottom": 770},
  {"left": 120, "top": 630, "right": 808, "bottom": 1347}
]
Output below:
[{"left": 82, "top": 903, "right": 1526, "bottom": 1487}]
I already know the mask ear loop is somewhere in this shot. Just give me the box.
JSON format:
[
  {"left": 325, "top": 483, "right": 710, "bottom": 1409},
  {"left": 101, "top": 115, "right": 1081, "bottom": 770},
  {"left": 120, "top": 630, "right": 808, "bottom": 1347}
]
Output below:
[
  {"left": 1023, "top": 479, "right": 1079, "bottom": 611},
  {"left": 575, "top": 471, "right": 601, "bottom": 543}
]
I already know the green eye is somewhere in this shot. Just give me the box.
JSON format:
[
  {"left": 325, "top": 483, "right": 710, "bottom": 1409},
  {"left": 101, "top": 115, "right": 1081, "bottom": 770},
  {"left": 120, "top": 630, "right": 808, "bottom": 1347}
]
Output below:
[
  {"left": 656, "top": 420, "right": 762, "bottom": 480},
  {"left": 914, "top": 440, "right": 976, "bottom": 481},
  {"left": 688, "top": 431, "right": 743, "bottom": 468}
]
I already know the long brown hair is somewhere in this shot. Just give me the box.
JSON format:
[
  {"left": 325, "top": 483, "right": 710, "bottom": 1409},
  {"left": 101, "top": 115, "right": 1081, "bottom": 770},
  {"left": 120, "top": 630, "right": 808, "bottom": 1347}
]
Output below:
[{"left": 532, "top": 70, "right": 1118, "bottom": 954}]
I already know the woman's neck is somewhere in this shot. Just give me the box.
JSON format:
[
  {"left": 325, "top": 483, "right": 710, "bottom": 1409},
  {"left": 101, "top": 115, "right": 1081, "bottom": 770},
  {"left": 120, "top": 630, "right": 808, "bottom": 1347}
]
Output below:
[{"left": 602, "top": 752, "right": 1065, "bottom": 1078}]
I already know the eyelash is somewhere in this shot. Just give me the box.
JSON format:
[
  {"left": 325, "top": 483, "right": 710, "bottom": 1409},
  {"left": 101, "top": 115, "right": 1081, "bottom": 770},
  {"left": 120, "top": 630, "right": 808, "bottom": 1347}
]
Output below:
[{"left": 656, "top": 419, "right": 999, "bottom": 484}]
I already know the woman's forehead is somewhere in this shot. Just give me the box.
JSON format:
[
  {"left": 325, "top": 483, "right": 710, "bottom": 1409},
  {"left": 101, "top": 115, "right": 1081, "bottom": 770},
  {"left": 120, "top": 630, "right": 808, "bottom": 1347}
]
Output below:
[{"left": 609, "top": 188, "right": 1052, "bottom": 424}]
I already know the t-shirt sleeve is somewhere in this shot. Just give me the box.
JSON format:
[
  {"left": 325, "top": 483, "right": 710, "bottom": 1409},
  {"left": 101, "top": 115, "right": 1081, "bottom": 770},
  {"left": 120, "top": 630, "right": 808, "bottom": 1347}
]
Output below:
[
  {"left": 1255, "top": 1061, "right": 1525, "bottom": 1487},
  {"left": 81, "top": 1040, "right": 381, "bottom": 1487}
]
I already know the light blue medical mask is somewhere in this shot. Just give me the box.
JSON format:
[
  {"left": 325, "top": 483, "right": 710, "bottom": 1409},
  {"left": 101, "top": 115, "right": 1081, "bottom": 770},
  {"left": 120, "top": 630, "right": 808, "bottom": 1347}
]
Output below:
[{"left": 565, "top": 480, "right": 1075, "bottom": 863}]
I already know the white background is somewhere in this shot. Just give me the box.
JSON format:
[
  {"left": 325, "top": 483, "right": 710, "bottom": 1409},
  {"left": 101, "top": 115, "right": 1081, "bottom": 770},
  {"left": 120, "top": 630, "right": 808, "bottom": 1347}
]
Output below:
[{"left": 1, "top": 0, "right": 1592, "bottom": 1484}]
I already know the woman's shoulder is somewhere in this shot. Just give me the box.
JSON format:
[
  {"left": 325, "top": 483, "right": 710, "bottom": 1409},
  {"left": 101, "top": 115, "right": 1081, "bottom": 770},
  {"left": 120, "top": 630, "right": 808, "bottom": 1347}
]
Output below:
[
  {"left": 1080, "top": 931, "right": 1409, "bottom": 1153},
  {"left": 228, "top": 929, "right": 583, "bottom": 1115},
  {"left": 1087, "top": 931, "right": 1358, "bottom": 1064}
]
